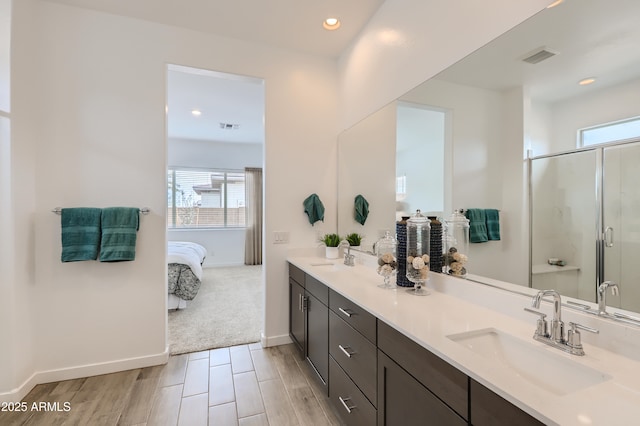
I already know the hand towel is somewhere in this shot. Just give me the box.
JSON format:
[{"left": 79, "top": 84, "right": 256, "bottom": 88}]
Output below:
[
  {"left": 485, "top": 209, "right": 501, "bottom": 241},
  {"left": 99, "top": 207, "right": 140, "bottom": 262},
  {"left": 465, "top": 208, "right": 488, "bottom": 243},
  {"left": 61, "top": 207, "right": 102, "bottom": 262},
  {"left": 303, "top": 193, "right": 324, "bottom": 225},
  {"left": 354, "top": 194, "right": 369, "bottom": 225}
]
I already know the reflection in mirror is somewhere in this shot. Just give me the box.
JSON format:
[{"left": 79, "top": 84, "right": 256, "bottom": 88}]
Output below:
[
  {"left": 337, "top": 0, "right": 640, "bottom": 313},
  {"left": 396, "top": 102, "right": 447, "bottom": 219}
]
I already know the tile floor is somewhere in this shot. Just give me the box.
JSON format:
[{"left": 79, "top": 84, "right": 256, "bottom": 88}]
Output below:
[{"left": 0, "top": 343, "right": 342, "bottom": 426}]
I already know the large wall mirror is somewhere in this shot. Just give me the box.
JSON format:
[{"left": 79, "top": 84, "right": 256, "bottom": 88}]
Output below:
[{"left": 337, "top": 0, "right": 640, "bottom": 313}]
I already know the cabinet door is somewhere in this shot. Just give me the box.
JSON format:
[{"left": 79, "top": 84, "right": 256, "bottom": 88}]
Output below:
[
  {"left": 289, "top": 278, "right": 305, "bottom": 357},
  {"left": 470, "top": 379, "right": 544, "bottom": 426},
  {"left": 378, "top": 351, "right": 467, "bottom": 426},
  {"left": 306, "top": 292, "right": 329, "bottom": 387}
]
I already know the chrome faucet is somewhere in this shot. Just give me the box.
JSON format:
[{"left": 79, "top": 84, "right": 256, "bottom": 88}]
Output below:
[
  {"left": 525, "top": 289, "right": 599, "bottom": 356},
  {"left": 339, "top": 240, "right": 355, "bottom": 266},
  {"left": 597, "top": 281, "right": 619, "bottom": 316},
  {"left": 532, "top": 289, "right": 564, "bottom": 342}
]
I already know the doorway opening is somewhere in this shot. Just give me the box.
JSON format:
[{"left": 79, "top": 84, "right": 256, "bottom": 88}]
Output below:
[{"left": 165, "top": 64, "right": 265, "bottom": 355}]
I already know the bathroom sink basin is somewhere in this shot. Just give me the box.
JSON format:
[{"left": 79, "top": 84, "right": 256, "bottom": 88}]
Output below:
[
  {"left": 447, "top": 328, "right": 611, "bottom": 395},
  {"left": 310, "top": 262, "right": 352, "bottom": 272}
]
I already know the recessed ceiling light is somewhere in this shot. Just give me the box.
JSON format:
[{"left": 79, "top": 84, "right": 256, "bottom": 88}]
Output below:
[
  {"left": 323, "top": 17, "right": 341, "bottom": 31},
  {"left": 546, "top": 0, "right": 564, "bottom": 8},
  {"left": 579, "top": 77, "right": 596, "bottom": 86},
  {"left": 191, "top": 109, "right": 202, "bottom": 116}
]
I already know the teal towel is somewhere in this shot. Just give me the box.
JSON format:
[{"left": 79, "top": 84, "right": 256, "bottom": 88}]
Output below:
[
  {"left": 303, "top": 194, "right": 324, "bottom": 226},
  {"left": 465, "top": 208, "right": 488, "bottom": 243},
  {"left": 61, "top": 208, "right": 102, "bottom": 262},
  {"left": 354, "top": 194, "right": 369, "bottom": 225},
  {"left": 99, "top": 207, "right": 140, "bottom": 262},
  {"left": 485, "top": 209, "right": 501, "bottom": 241}
]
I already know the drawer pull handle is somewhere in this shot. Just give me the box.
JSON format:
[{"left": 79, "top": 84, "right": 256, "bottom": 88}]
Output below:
[
  {"left": 338, "top": 307, "right": 353, "bottom": 317},
  {"left": 338, "top": 396, "right": 356, "bottom": 414},
  {"left": 338, "top": 344, "right": 355, "bottom": 358}
]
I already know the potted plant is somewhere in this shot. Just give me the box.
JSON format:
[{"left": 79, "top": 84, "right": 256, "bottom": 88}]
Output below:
[
  {"left": 321, "top": 233, "right": 342, "bottom": 259},
  {"left": 345, "top": 232, "right": 363, "bottom": 248}
]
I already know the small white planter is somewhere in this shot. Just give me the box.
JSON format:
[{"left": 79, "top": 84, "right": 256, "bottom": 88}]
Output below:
[{"left": 325, "top": 247, "right": 339, "bottom": 259}]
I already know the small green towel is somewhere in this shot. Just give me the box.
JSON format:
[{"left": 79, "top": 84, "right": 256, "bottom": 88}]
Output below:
[
  {"left": 303, "top": 194, "right": 324, "bottom": 225},
  {"left": 354, "top": 194, "right": 369, "bottom": 225},
  {"left": 465, "top": 208, "right": 488, "bottom": 243},
  {"left": 61, "top": 207, "right": 102, "bottom": 262},
  {"left": 99, "top": 207, "right": 140, "bottom": 262},
  {"left": 485, "top": 209, "right": 501, "bottom": 241}
]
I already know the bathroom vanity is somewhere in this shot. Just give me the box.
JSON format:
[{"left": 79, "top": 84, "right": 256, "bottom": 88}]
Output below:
[{"left": 288, "top": 253, "right": 640, "bottom": 425}]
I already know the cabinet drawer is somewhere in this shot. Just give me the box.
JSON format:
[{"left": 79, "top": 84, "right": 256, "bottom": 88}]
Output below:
[
  {"left": 329, "top": 289, "right": 377, "bottom": 343},
  {"left": 470, "top": 379, "right": 544, "bottom": 426},
  {"left": 289, "top": 263, "right": 305, "bottom": 286},
  {"left": 377, "top": 320, "right": 468, "bottom": 421},
  {"left": 305, "top": 274, "right": 329, "bottom": 305},
  {"left": 329, "top": 310, "right": 377, "bottom": 406},
  {"left": 329, "top": 357, "right": 376, "bottom": 426}
]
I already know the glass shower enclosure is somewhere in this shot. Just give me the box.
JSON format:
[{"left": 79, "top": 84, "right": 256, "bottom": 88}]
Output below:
[{"left": 530, "top": 140, "right": 640, "bottom": 313}]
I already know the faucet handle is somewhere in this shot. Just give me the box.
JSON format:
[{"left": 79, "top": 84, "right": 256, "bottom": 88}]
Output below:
[
  {"left": 569, "top": 322, "right": 599, "bottom": 334},
  {"left": 524, "top": 308, "right": 549, "bottom": 337},
  {"left": 567, "top": 322, "right": 599, "bottom": 356}
]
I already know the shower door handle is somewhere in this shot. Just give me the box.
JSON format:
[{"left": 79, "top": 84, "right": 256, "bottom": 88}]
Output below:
[{"left": 604, "top": 226, "right": 614, "bottom": 248}]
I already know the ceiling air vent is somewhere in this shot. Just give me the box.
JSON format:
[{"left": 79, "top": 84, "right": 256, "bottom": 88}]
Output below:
[{"left": 521, "top": 47, "right": 558, "bottom": 64}]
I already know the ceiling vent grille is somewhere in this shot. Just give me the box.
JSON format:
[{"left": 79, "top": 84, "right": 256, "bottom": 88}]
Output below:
[{"left": 522, "top": 47, "right": 558, "bottom": 64}]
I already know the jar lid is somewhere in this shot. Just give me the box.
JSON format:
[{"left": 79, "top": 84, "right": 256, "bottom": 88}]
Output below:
[
  {"left": 447, "top": 209, "right": 470, "bottom": 224},
  {"left": 407, "top": 209, "right": 429, "bottom": 225}
]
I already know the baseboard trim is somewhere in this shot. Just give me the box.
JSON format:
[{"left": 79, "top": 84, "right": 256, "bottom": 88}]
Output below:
[
  {"left": 0, "top": 349, "right": 169, "bottom": 404},
  {"left": 261, "top": 332, "right": 292, "bottom": 348}
]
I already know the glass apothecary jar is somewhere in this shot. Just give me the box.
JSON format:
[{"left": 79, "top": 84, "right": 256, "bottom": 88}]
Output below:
[
  {"left": 376, "top": 231, "right": 398, "bottom": 289},
  {"left": 443, "top": 210, "right": 470, "bottom": 278},
  {"left": 406, "top": 210, "right": 430, "bottom": 296}
]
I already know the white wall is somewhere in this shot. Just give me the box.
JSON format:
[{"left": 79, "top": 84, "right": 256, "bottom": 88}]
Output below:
[
  {"left": 0, "top": 0, "right": 38, "bottom": 402},
  {"left": 337, "top": 102, "right": 397, "bottom": 249},
  {"left": 338, "top": 0, "right": 550, "bottom": 129},
  {"left": 168, "top": 138, "right": 262, "bottom": 267}
]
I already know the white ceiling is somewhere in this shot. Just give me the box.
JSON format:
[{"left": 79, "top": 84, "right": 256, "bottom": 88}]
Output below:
[
  {"left": 434, "top": 0, "right": 640, "bottom": 104},
  {"left": 42, "top": 0, "right": 385, "bottom": 58},
  {"left": 167, "top": 65, "right": 265, "bottom": 143},
  {"left": 42, "top": 0, "right": 386, "bottom": 143}
]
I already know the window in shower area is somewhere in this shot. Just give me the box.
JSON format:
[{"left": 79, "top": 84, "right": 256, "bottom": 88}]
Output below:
[{"left": 579, "top": 116, "right": 640, "bottom": 148}]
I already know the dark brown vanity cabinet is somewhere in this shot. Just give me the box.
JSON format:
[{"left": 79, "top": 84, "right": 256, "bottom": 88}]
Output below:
[
  {"left": 288, "top": 264, "right": 329, "bottom": 389},
  {"left": 328, "top": 288, "right": 378, "bottom": 425},
  {"left": 288, "top": 265, "right": 306, "bottom": 357},
  {"left": 288, "top": 263, "right": 546, "bottom": 425}
]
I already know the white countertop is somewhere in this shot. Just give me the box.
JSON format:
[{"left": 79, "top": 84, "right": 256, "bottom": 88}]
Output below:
[{"left": 288, "top": 254, "right": 640, "bottom": 426}]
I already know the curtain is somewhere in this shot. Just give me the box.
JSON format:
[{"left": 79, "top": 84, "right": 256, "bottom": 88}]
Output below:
[{"left": 244, "top": 167, "right": 263, "bottom": 265}]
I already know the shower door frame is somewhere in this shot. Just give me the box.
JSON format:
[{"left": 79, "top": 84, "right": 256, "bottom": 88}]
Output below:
[{"left": 528, "top": 137, "right": 640, "bottom": 302}]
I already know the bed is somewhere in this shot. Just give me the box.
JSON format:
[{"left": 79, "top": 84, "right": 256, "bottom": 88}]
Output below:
[{"left": 167, "top": 241, "right": 207, "bottom": 309}]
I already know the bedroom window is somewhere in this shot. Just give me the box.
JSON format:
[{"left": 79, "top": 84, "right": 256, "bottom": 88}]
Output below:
[{"left": 167, "top": 168, "right": 245, "bottom": 229}]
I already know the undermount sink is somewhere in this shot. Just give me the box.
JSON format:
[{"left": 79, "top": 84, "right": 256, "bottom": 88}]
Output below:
[
  {"left": 447, "top": 328, "right": 611, "bottom": 396},
  {"left": 310, "top": 262, "right": 352, "bottom": 272}
]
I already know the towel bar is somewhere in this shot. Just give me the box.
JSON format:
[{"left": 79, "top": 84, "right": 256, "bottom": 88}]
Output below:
[{"left": 52, "top": 207, "right": 150, "bottom": 215}]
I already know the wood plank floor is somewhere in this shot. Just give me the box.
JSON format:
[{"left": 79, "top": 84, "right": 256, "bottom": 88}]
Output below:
[{"left": 0, "top": 343, "right": 343, "bottom": 426}]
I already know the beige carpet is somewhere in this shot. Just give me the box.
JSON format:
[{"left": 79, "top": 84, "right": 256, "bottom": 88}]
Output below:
[{"left": 168, "top": 265, "right": 263, "bottom": 355}]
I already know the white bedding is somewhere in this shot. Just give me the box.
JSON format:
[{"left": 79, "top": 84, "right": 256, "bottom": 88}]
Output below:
[{"left": 167, "top": 241, "right": 207, "bottom": 280}]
